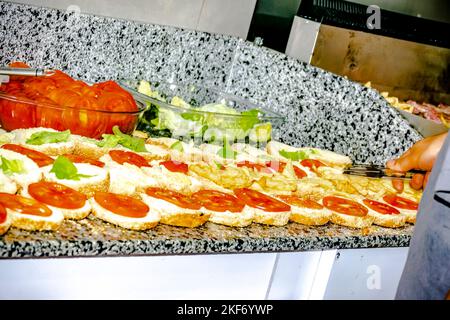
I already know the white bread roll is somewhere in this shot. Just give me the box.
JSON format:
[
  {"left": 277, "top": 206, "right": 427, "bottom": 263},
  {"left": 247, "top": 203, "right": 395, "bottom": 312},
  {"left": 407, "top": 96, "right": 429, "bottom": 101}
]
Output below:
[
  {"left": 11, "top": 127, "right": 75, "bottom": 156},
  {"left": 90, "top": 196, "right": 159, "bottom": 230},
  {"left": 21, "top": 187, "right": 91, "bottom": 220},
  {"left": 266, "top": 140, "right": 352, "bottom": 168},
  {"left": 321, "top": 195, "right": 374, "bottom": 229},
  {"left": 0, "top": 149, "right": 42, "bottom": 191},
  {"left": 6, "top": 200, "right": 64, "bottom": 231},
  {"left": 206, "top": 205, "right": 254, "bottom": 227},
  {"left": 359, "top": 198, "right": 406, "bottom": 228},
  {"left": 41, "top": 163, "right": 109, "bottom": 198},
  {"left": 141, "top": 193, "right": 209, "bottom": 228}
]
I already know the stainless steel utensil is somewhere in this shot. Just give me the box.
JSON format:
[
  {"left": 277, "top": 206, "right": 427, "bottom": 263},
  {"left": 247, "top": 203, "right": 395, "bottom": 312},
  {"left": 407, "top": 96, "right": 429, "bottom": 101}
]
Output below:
[{"left": 343, "top": 164, "right": 426, "bottom": 179}]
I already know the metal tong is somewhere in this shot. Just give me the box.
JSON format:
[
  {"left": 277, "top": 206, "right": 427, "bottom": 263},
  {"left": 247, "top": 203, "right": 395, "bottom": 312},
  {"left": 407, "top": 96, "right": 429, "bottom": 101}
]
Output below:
[
  {"left": 0, "top": 67, "right": 55, "bottom": 83},
  {"left": 343, "top": 164, "right": 426, "bottom": 179}
]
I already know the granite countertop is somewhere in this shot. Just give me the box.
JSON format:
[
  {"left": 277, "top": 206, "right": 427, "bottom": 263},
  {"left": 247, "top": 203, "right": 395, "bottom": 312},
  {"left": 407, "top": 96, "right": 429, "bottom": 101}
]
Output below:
[
  {"left": 0, "top": 1, "right": 418, "bottom": 258},
  {"left": 0, "top": 216, "right": 413, "bottom": 258}
]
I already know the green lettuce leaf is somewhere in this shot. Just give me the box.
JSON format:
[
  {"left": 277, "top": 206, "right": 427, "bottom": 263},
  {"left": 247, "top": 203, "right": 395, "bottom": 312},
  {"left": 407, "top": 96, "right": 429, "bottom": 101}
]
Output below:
[
  {"left": 50, "top": 156, "right": 94, "bottom": 181},
  {"left": 279, "top": 149, "right": 310, "bottom": 161},
  {"left": 96, "top": 126, "right": 147, "bottom": 152},
  {"left": 96, "top": 134, "right": 121, "bottom": 148},
  {"left": 26, "top": 130, "right": 70, "bottom": 145},
  {"left": 112, "top": 126, "right": 147, "bottom": 152},
  {"left": 1, "top": 156, "right": 25, "bottom": 175},
  {"left": 170, "top": 141, "right": 184, "bottom": 152},
  {"left": 217, "top": 140, "right": 238, "bottom": 159}
]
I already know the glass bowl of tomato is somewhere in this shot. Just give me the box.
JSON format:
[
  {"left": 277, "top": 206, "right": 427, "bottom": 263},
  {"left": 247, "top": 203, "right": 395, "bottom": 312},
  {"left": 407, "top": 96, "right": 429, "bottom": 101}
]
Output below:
[{"left": 0, "top": 63, "right": 146, "bottom": 139}]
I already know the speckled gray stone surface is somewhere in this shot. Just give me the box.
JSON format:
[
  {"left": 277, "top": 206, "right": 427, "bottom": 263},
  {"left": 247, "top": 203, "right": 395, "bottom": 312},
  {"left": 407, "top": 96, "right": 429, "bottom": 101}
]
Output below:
[
  {"left": 0, "top": 1, "right": 418, "bottom": 257},
  {"left": 0, "top": 215, "right": 413, "bottom": 258},
  {"left": 0, "top": 0, "right": 422, "bottom": 164}
]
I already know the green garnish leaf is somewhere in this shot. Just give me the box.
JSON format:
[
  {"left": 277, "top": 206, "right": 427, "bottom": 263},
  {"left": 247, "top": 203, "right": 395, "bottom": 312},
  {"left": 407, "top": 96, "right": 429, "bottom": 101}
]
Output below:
[
  {"left": 112, "top": 126, "right": 147, "bottom": 152},
  {"left": 181, "top": 112, "right": 204, "bottom": 122},
  {"left": 96, "top": 134, "right": 121, "bottom": 148},
  {"left": 217, "top": 140, "right": 237, "bottom": 159},
  {"left": 170, "top": 141, "right": 184, "bottom": 152},
  {"left": 279, "top": 149, "right": 310, "bottom": 161},
  {"left": 1, "top": 156, "right": 25, "bottom": 175},
  {"left": 214, "top": 161, "right": 224, "bottom": 170},
  {"left": 26, "top": 130, "right": 70, "bottom": 145},
  {"left": 50, "top": 156, "right": 94, "bottom": 181},
  {"left": 96, "top": 126, "right": 147, "bottom": 152}
]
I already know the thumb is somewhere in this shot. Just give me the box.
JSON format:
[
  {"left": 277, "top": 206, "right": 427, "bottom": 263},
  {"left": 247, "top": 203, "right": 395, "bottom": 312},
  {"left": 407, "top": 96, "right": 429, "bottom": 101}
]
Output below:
[{"left": 386, "top": 156, "right": 416, "bottom": 172}]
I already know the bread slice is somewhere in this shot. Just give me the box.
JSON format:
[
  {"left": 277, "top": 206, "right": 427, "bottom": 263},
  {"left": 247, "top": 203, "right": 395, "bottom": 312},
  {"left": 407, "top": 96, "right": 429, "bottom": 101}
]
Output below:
[
  {"left": 11, "top": 127, "right": 75, "bottom": 156},
  {"left": 7, "top": 205, "right": 64, "bottom": 231},
  {"left": 250, "top": 207, "right": 291, "bottom": 226},
  {"left": 20, "top": 188, "right": 91, "bottom": 220},
  {"left": 357, "top": 197, "right": 406, "bottom": 228},
  {"left": 231, "top": 143, "right": 275, "bottom": 163},
  {"left": 42, "top": 163, "right": 109, "bottom": 198},
  {"left": 146, "top": 138, "right": 204, "bottom": 163},
  {"left": 100, "top": 153, "right": 159, "bottom": 196},
  {"left": 366, "top": 207, "right": 406, "bottom": 228},
  {"left": 321, "top": 195, "right": 374, "bottom": 229},
  {"left": 141, "top": 193, "right": 209, "bottom": 228},
  {"left": 0, "top": 149, "right": 42, "bottom": 191},
  {"left": 205, "top": 205, "right": 254, "bottom": 227},
  {"left": 0, "top": 173, "right": 18, "bottom": 194},
  {"left": 266, "top": 140, "right": 352, "bottom": 168},
  {"left": 143, "top": 165, "right": 197, "bottom": 194},
  {"left": 277, "top": 196, "right": 331, "bottom": 226},
  {"left": 72, "top": 135, "right": 109, "bottom": 159},
  {"left": 380, "top": 194, "right": 418, "bottom": 224},
  {"left": 141, "top": 144, "right": 171, "bottom": 162},
  {"left": 90, "top": 197, "right": 159, "bottom": 230},
  {"left": 0, "top": 208, "right": 11, "bottom": 235}
]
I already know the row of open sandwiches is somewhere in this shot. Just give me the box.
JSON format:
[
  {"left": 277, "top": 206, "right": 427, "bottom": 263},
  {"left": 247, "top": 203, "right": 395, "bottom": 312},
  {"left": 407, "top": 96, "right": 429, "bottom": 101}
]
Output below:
[{"left": 0, "top": 127, "right": 421, "bottom": 234}]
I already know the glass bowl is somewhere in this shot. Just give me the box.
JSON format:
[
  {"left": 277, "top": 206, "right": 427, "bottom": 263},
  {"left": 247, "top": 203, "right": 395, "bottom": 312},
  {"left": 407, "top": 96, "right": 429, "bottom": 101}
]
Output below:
[
  {"left": 119, "top": 80, "right": 285, "bottom": 144},
  {"left": 0, "top": 91, "right": 146, "bottom": 139}
]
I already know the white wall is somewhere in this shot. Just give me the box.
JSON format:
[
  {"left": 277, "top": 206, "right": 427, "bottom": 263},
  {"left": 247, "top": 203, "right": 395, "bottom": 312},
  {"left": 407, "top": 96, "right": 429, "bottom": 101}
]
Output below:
[{"left": 6, "top": 0, "right": 257, "bottom": 39}]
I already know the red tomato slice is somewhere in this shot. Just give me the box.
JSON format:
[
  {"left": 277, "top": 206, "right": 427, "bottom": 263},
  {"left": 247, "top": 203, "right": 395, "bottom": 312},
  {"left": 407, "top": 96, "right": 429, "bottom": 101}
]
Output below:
[
  {"left": 109, "top": 150, "right": 150, "bottom": 168},
  {"left": 62, "top": 154, "right": 105, "bottom": 168},
  {"left": 145, "top": 187, "right": 201, "bottom": 210},
  {"left": 1, "top": 144, "right": 54, "bottom": 167},
  {"left": 237, "top": 161, "right": 273, "bottom": 174},
  {"left": 293, "top": 166, "right": 307, "bottom": 179},
  {"left": 0, "top": 64, "right": 139, "bottom": 139},
  {"left": 300, "top": 159, "right": 326, "bottom": 170},
  {"left": 94, "top": 192, "right": 149, "bottom": 218},
  {"left": 28, "top": 181, "right": 86, "bottom": 210},
  {"left": 265, "top": 161, "right": 286, "bottom": 173},
  {"left": 363, "top": 198, "right": 400, "bottom": 215},
  {"left": 160, "top": 160, "right": 188, "bottom": 174},
  {"left": 322, "top": 196, "right": 368, "bottom": 217},
  {"left": 0, "top": 204, "right": 6, "bottom": 224},
  {"left": 277, "top": 195, "right": 323, "bottom": 210},
  {"left": 0, "top": 193, "right": 52, "bottom": 217},
  {"left": 383, "top": 194, "right": 418, "bottom": 210},
  {"left": 234, "top": 188, "right": 291, "bottom": 212},
  {"left": 192, "top": 190, "right": 245, "bottom": 213}
]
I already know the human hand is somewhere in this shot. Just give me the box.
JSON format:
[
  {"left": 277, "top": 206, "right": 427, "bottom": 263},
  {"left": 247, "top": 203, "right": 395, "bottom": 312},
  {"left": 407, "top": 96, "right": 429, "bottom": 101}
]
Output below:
[{"left": 386, "top": 132, "right": 447, "bottom": 192}]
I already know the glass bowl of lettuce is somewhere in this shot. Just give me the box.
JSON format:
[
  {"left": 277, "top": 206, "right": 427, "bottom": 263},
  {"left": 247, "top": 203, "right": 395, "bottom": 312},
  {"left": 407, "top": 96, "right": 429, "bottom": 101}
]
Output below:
[{"left": 119, "top": 80, "right": 285, "bottom": 145}]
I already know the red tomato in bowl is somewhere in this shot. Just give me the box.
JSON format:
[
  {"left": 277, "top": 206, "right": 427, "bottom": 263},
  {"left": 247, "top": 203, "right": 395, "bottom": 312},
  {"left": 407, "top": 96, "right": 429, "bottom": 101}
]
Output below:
[{"left": 0, "top": 63, "right": 139, "bottom": 138}]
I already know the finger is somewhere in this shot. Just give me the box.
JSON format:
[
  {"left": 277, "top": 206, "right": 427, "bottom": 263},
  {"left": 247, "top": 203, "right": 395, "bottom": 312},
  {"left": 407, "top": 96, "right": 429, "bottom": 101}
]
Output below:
[
  {"left": 386, "top": 155, "right": 417, "bottom": 172},
  {"left": 409, "top": 173, "right": 424, "bottom": 190},
  {"left": 392, "top": 179, "right": 404, "bottom": 193},
  {"left": 423, "top": 172, "right": 431, "bottom": 189}
]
